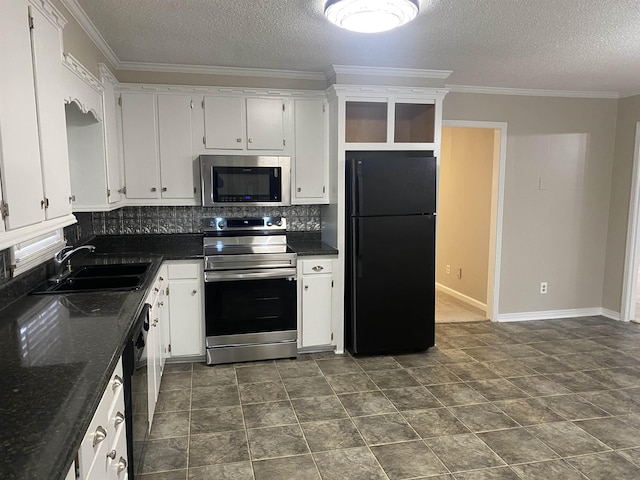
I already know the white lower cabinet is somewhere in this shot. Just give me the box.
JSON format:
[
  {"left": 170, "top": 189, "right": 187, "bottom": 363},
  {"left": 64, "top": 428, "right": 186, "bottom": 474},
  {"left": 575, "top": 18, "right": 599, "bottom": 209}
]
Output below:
[
  {"left": 166, "top": 260, "right": 205, "bottom": 358},
  {"left": 298, "top": 258, "right": 334, "bottom": 350},
  {"left": 145, "top": 265, "right": 167, "bottom": 429},
  {"left": 76, "top": 358, "right": 127, "bottom": 480}
]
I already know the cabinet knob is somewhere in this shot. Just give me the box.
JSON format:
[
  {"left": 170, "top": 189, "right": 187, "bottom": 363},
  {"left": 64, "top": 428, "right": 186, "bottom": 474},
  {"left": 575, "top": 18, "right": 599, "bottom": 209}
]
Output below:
[
  {"left": 93, "top": 426, "right": 107, "bottom": 447},
  {"left": 297, "top": 187, "right": 301, "bottom": 192},
  {"left": 112, "top": 375, "right": 123, "bottom": 390},
  {"left": 151, "top": 187, "right": 157, "bottom": 192},
  {"left": 159, "top": 277, "right": 164, "bottom": 281},
  {"left": 158, "top": 301, "right": 164, "bottom": 307},
  {"left": 114, "top": 411, "right": 125, "bottom": 426},
  {"left": 117, "top": 457, "right": 127, "bottom": 473},
  {"left": 248, "top": 138, "right": 253, "bottom": 143},
  {"left": 304, "top": 285, "right": 309, "bottom": 290},
  {"left": 106, "top": 450, "right": 116, "bottom": 460},
  {"left": 192, "top": 289, "right": 197, "bottom": 295},
  {"left": 236, "top": 137, "right": 242, "bottom": 143},
  {"left": 162, "top": 187, "right": 167, "bottom": 192}
]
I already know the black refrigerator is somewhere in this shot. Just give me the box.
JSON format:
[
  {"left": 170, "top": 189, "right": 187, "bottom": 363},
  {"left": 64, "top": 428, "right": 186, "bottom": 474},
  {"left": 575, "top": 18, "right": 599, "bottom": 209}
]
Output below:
[{"left": 345, "top": 153, "right": 436, "bottom": 355}]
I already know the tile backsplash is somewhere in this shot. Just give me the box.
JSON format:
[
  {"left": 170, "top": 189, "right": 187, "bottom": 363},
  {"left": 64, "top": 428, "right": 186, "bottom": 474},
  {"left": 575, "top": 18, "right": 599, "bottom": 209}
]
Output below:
[{"left": 90, "top": 205, "right": 321, "bottom": 235}]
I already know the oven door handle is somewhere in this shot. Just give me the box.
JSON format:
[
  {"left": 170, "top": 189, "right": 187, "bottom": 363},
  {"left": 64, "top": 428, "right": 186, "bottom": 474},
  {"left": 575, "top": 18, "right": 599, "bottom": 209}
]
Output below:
[{"left": 205, "top": 268, "right": 297, "bottom": 282}]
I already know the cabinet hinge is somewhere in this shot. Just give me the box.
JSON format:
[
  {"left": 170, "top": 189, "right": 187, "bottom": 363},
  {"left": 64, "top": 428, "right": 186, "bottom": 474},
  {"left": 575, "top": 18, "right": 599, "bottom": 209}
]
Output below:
[
  {"left": 331, "top": 280, "right": 334, "bottom": 287},
  {"left": 118, "top": 96, "right": 122, "bottom": 107},
  {"left": 1, "top": 202, "right": 9, "bottom": 219},
  {"left": 41, "top": 198, "right": 49, "bottom": 209},
  {"left": 202, "top": 99, "right": 205, "bottom": 109},
  {"left": 107, "top": 189, "right": 111, "bottom": 197},
  {"left": 28, "top": 13, "right": 34, "bottom": 29},
  {"left": 282, "top": 103, "right": 285, "bottom": 112},
  {"left": 283, "top": 139, "right": 286, "bottom": 146},
  {"left": 323, "top": 186, "right": 326, "bottom": 194},
  {"left": 322, "top": 104, "right": 326, "bottom": 113},
  {"left": 168, "top": 344, "right": 171, "bottom": 353},
  {"left": 331, "top": 332, "right": 334, "bottom": 341},
  {"left": 203, "top": 136, "right": 206, "bottom": 145},
  {"left": 69, "top": 195, "right": 75, "bottom": 204},
  {"left": 194, "top": 187, "right": 197, "bottom": 194},
  {"left": 118, "top": 186, "right": 127, "bottom": 195},
  {"left": 190, "top": 100, "right": 194, "bottom": 109},
  {"left": 166, "top": 286, "right": 170, "bottom": 295}
]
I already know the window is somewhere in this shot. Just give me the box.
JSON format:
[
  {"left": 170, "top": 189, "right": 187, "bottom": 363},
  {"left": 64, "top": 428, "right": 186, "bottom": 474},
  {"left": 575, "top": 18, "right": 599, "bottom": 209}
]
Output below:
[{"left": 10, "top": 229, "right": 65, "bottom": 277}]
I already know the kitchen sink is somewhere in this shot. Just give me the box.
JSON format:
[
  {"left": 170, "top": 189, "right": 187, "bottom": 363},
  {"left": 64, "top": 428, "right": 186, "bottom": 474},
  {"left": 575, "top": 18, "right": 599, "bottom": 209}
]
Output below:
[{"left": 30, "top": 262, "right": 152, "bottom": 294}]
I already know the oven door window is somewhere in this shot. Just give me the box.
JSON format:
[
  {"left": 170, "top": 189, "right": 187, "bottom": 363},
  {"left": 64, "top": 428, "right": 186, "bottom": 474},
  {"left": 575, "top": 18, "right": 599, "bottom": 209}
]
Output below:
[
  {"left": 213, "top": 166, "right": 282, "bottom": 203},
  {"left": 205, "top": 278, "right": 296, "bottom": 336}
]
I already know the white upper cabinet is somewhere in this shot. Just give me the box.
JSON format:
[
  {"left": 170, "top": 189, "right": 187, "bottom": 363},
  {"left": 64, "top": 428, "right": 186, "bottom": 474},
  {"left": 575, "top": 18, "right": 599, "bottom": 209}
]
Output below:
[
  {"left": 100, "top": 66, "right": 123, "bottom": 204},
  {"left": 30, "top": 4, "right": 72, "bottom": 221},
  {"left": 0, "top": 0, "right": 46, "bottom": 230},
  {"left": 246, "top": 97, "right": 285, "bottom": 150},
  {"left": 293, "top": 98, "right": 328, "bottom": 204},
  {"left": 121, "top": 92, "right": 196, "bottom": 202},
  {"left": 0, "top": 0, "right": 76, "bottom": 244},
  {"left": 203, "top": 96, "right": 244, "bottom": 150},
  {"left": 121, "top": 92, "right": 161, "bottom": 199},
  {"left": 204, "top": 96, "right": 286, "bottom": 152},
  {"left": 157, "top": 94, "right": 195, "bottom": 198}
]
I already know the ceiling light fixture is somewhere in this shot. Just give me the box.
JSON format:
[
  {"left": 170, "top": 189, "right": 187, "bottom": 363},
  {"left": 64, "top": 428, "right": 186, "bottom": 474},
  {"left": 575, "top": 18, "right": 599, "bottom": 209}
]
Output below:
[{"left": 324, "top": 0, "right": 419, "bottom": 33}]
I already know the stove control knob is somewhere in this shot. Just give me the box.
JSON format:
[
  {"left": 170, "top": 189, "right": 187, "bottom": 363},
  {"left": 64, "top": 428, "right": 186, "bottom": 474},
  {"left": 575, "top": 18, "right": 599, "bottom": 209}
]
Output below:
[
  {"left": 266, "top": 221, "right": 273, "bottom": 226},
  {"left": 217, "top": 221, "right": 225, "bottom": 229},
  {"left": 275, "top": 220, "right": 282, "bottom": 226}
]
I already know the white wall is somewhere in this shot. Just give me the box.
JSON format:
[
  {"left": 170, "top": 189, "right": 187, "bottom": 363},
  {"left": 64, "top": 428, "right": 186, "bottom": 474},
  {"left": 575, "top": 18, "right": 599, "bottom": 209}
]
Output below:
[{"left": 443, "top": 93, "right": 617, "bottom": 315}]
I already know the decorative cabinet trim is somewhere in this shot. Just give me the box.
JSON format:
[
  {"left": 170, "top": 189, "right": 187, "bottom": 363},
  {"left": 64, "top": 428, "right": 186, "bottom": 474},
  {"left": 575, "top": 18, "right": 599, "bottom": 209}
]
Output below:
[
  {"left": 28, "top": 0, "right": 67, "bottom": 29},
  {"left": 117, "top": 82, "right": 327, "bottom": 99},
  {"left": 330, "top": 65, "right": 452, "bottom": 80},
  {"left": 327, "top": 84, "right": 450, "bottom": 100},
  {"left": 62, "top": 53, "right": 103, "bottom": 121},
  {"left": 98, "top": 62, "right": 119, "bottom": 85},
  {"left": 63, "top": 53, "right": 103, "bottom": 93}
]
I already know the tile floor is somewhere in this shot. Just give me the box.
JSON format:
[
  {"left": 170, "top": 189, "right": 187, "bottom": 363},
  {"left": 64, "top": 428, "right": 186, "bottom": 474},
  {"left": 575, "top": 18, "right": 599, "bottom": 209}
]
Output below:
[{"left": 137, "top": 316, "right": 640, "bottom": 480}]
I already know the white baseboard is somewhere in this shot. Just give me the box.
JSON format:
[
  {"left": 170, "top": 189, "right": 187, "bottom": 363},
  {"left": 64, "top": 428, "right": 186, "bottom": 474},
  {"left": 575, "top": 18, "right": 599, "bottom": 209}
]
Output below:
[
  {"left": 601, "top": 308, "right": 621, "bottom": 321},
  {"left": 436, "top": 283, "right": 486, "bottom": 312},
  {"left": 496, "top": 307, "right": 619, "bottom": 322}
]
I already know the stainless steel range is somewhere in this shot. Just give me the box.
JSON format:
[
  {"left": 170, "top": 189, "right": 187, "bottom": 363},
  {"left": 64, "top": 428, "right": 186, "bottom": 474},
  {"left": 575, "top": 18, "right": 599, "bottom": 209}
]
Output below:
[{"left": 203, "top": 216, "right": 297, "bottom": 365}]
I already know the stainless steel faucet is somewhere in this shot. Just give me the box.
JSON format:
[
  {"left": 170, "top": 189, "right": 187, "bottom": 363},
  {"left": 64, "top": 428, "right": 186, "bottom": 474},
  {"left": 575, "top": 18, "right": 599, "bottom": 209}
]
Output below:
[{"left": 53, "top": 245, "right": 96, "bottom": 277}]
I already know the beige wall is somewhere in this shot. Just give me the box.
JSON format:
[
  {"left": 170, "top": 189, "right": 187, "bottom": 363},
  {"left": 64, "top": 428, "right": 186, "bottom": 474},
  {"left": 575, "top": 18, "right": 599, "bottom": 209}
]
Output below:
[
  {"left": 437, "top": 127, "right": 494, "bottom": 304},
  {"left": 602, "top": 95, "right": 640, "bottom": 312},
  {"left": 443, "top": 93, "right": 617, "bottom": 315},
  {"left": 51, "top": 0, "right": 115, "bottom": 77}
]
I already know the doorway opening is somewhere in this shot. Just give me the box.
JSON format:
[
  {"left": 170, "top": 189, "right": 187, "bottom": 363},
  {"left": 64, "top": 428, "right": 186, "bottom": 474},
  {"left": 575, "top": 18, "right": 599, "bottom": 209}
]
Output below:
[
  {"left": 620, "top": 122, "right": 640, "bottom": 322},
  {"left": 435, "top": 121, "right": 507, "bottom": 323}
]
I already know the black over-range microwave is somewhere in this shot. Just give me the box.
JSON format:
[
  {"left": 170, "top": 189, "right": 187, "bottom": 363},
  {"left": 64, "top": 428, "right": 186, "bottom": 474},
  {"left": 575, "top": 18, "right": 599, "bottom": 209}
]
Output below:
[{"left": 200, "top": 155, "right": 291, "bottom": 207}]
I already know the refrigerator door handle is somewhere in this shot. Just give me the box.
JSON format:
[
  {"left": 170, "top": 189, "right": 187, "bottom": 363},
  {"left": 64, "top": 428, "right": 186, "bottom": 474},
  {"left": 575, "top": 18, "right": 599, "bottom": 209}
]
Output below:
[
  {"left": 355, "top": 160, "right": 363, "bottom": 216},
  {"left": 354, "top": 220, "right": 363, "bottom": 278}
]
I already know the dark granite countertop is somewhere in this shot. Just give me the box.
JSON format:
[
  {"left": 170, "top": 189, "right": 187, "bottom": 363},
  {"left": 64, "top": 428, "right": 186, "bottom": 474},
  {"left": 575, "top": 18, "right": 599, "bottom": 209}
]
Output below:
[
  {"left": 0, "top": 254, "right": 163, "bottom": 480},
  {"left": 85, "top": 233, "right": 338, "bottom": 257}
]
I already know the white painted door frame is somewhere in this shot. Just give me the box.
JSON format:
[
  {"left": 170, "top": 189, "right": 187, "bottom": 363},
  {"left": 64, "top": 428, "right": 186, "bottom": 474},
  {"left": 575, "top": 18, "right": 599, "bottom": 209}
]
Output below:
[
  {"left": 620, "top": 122, "right": 640, "bottom": 322},
  {"left": 441, "top": 120, "right": 508, "bottom": 322}
]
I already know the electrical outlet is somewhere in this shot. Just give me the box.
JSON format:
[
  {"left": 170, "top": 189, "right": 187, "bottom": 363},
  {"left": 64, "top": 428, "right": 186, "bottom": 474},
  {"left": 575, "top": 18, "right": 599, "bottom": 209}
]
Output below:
[
  {"left": 446, "top": 265, "right": 450, "bottom": 274},
  {"left": 540, "top": 282, "right": 548, "bottom": 294}
]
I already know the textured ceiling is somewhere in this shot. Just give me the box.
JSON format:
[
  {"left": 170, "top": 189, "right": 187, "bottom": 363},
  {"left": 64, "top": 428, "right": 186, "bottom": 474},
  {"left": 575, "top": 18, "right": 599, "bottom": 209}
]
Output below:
[{"left": 76, "top": 0, "right": 640, "bottom": 94}]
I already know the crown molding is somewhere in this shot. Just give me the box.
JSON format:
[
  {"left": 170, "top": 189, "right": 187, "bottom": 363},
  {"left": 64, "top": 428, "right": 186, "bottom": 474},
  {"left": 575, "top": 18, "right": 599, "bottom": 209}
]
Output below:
[
  {"left": 330, "top": 65, "right": 452, "bottom": 80},
  {"left": 117, "top": 61, "right": 327, "bottom": 81},
  {"left": 447, "top": 84, "right": 619, "bottom": 99},
  {"left": 60, "top": 0, "right": 120, "bottom": 67},
  {"left": 29, "top": 0, "right": 67, "bottom": 28},
  {"left": 620, "top": 90, "right": 640, "bottom": 99}
]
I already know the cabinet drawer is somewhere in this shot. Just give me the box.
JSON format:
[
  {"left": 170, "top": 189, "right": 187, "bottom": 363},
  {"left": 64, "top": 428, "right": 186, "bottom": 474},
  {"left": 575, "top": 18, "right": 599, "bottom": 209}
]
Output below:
[
  {"left": 168, "top": 262, "right": 200, "bottom": 279},
  {"left": 302, "top": 259, "right": 333, "bottom": 275},
  {"left": 78, "top": 358, "right": 124, "bottom": 474}
]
